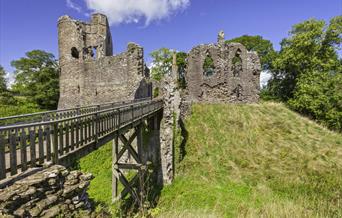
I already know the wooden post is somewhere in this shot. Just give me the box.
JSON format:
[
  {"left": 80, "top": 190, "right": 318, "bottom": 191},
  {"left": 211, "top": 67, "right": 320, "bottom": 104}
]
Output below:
[
  {"left": 0, "top": 134, "right": 6, "bottom": 179},
  {"left": 112, "top": 133, "right": 119, "bottom": 202},
  {"left": 52, "top": 122, "right": 59, "bottom": 164},
  {"left": 136, "top": 124, "right": 145, "bottom": 207},
  {"left": 95, "top": 105, "right": 100, "bottom": 148}
]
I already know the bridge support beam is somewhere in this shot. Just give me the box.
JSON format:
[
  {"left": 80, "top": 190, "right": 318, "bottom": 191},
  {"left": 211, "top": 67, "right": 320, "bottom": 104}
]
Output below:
[{"left": 112, "top": 122, "right": 152, "bottom": 205}]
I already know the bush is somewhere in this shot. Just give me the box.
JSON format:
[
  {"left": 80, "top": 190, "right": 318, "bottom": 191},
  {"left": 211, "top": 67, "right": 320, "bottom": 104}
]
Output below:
[{"left": 288, "top": 71, "right": 342, "bottom": 131}]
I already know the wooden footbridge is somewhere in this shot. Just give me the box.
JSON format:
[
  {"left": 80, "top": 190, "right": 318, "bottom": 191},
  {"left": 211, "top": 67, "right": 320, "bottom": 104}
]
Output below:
[{"left": 0, "top": 98, "right": 163, "bottom": 203}]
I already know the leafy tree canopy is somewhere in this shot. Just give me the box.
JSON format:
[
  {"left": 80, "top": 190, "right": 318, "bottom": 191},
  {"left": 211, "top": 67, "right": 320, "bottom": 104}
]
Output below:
[
  {"left": 150, "top": 48, "right": 188, "bottom": 88},
  {"left": 150, "top": 48, "right": 173, "bottom": 81},
  {"left": 11, "top": 50, "right": 59, "bottom": 109},
  {"left": 269, "top": 16, "right": 342, "bottom": 101},
  {"left": 0, "top": 65, "right": 7, "bottom": 92}
]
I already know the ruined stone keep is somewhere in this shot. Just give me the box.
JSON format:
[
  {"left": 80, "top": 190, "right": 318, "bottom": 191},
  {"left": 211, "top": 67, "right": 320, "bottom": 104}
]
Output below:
[
  {"left": 58, "top": 13, "right": 151, "bottom": 109},
  {"left": 184, "top": 31, "right": 261, "bottom": 103}
]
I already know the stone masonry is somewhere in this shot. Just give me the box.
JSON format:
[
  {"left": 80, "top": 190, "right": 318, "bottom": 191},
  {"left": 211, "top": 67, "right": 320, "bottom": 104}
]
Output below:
[
  {"left": 185, "top": 31, "right": 261, "bottom": 103},
  {"left": 0, "top": 165, "right": 93, "bottom": 218},
  {"left": 58, "top": 14, "right": 151, "bottom": 109}
]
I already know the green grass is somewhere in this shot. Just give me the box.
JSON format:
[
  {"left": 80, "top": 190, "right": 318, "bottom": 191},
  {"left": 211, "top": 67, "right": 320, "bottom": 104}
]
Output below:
[
  {"left": 156, "top": 102, "right": 342, "bottom": 217},
  {"left": 76, "top": 102, "right": 342, "bottom": 217}
]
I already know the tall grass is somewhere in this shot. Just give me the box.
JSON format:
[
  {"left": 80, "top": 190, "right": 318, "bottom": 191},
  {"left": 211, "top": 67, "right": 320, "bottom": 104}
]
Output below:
[{"left": 156, "top": 102, "right": 342, "bottom": 217}]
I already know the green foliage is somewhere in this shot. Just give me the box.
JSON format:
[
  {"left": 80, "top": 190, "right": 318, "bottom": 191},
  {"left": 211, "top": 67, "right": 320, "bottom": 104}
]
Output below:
[
  {"left": 150, "top": 48, "right": 173, "bottom": 81},
  {"left": 266, "top": 16, "right": 342, "bottom": 131},
  {"left": 269, "top": 16, "right": 342, "bottom": 101},
  {"left": 0, "top": 103, "right": 41, "bottom": 117},
  {"left": 288, "top": 71, "right": 342, "bottom": 131},
  {"left": 150, "top": 48, "right": 188, "bottom": 88},
  {"left": 156, "top": 103, "right": 342, "bottom": 217},
  {"left": 11, "top": 50, "right": 59, "bottom": 110},
  {"left": 203, "top": 55, "right": 215, "bottom": 76},
  {"left": 176, "top": 52, "right": 187, "bottom": 89},
  {"left": 0, "top": 65, "right": 7, "bottom": 92},
  {"left": 226, "top": 35, "right": 277, "bottom": 71},
  {"left": 153, "top": 87, "right": 160, "bottom": 98}
]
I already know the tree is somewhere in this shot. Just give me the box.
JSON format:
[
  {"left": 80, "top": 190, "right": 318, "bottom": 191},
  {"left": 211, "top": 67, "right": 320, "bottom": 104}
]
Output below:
[
  {"left": 226, "top": 35, "right": 277, "bottom": 71},
  {"left": 150, "top": 48, "right": 173, "bottom": 81},
  {"left": 0, "top": 65, "right": 7, "bottom": 92},
  {"left": 150, "top": 48, "right": 188, "bottom": 89},
  {"left": 11, "top": 50, "right": 59, "bottom": 109},
  {"left": 269, "top": 16, "right": 342, "bottom": 101},
  {"left": 176, "top": 52, "right": 187, "bottom": 88},
  {"left": 288, "top": 71, "right": 342, "bottom": 131}
]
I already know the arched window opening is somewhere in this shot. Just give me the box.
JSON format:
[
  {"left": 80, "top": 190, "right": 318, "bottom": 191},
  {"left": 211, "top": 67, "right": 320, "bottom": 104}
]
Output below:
[
  {"left": 92, "top": 47, "right": 97, "bottom": 60},
  {"left": 77, "top": 85, "right": 80, "bottom": 93},
  {"left": 232, "top": 49, "right": 242, "bottom": 77},
  {"left": 203, "top": 53, "right": 215, "bottom": 77},
  {"left": 71, "top": 47, "right": 79, "bottom": 59}
]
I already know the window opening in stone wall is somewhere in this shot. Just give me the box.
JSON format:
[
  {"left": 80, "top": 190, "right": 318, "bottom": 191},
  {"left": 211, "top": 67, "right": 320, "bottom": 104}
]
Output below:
[
  {"left": 203, "top": 53, "right": 215, "bottom": 77},
  {"left": 71, "top": 47, "right": 79, "bottom": 59},
  {"left": 233, "top": 84, "right": 243, "bottom": 99},
  {"left": 77, "top": 85, "right": 80, "bottom": 93},
  {"left": 92, "top": 47, "right": 97, "bottom": 60},
  {"left": 232, "top": 49, "right": 242, "bottom": 77}
]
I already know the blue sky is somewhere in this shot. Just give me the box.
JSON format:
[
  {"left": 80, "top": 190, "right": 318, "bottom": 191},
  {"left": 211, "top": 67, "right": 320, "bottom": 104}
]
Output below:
[{"left": 0, "top": 0, "right": 341, "bottom": 80}]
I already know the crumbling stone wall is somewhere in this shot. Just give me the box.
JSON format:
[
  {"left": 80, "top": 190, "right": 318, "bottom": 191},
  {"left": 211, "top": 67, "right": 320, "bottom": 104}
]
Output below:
[
  {"left": 58, "top": 14, "right": 151, "bottom": 109},
  {"left": 0, "top": 165, "right": 93, "bottom": 218},
  {"left": 185, "top": 31, "right": 261, "bottom": 103}
]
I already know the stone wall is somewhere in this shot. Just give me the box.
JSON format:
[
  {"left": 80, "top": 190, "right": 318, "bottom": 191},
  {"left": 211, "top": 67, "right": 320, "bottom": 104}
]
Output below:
[
  {"left": 0, "top": 165, "right": 93, "bottom": 218},
  {"left": 58, "top": 14, "right": 151, "bottom": 109},
  {"left": 185, "top": 31, "right": 261, "bottom": 103}
]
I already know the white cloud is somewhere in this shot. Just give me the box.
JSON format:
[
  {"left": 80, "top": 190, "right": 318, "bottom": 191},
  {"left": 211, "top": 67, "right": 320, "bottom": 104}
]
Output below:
[
  {"left": 84, "top": 0, "right": 190, "bottom": 25},
  {"left": 66, "top": 0, "right": 82, "bottom": 13},
  {"left": 260, "top": 71, "right": 272, "bottom": 88},
  {"left": 6, "top": 72, "right": 14, "bottom": 88}
]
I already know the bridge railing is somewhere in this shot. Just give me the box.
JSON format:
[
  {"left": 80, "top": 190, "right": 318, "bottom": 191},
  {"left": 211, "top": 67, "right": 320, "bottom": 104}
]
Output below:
[
  {"left": 0, "top": 97, "right": 151, "bottom": 126},
  {"left": 0, "top": 99, "right": 163, "bottom": 180}
]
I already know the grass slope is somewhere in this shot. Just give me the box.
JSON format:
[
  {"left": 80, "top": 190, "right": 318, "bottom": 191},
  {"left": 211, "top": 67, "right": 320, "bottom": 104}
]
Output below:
[
  {"left": 157, "top": 102, "right": 342, "bottom": 217},
  {"left": 77, "top": 102, "right": 342, "bottom": 217}
]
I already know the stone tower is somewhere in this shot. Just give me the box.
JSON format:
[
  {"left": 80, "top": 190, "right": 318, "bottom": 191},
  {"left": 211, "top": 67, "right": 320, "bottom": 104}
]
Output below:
[{"left": 57, "top": 14, "right": 151, "bottom": 109}]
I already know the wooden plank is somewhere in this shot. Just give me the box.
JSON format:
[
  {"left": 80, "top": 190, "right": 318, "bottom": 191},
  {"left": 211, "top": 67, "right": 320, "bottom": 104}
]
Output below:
[
  {"left": 65, "top": 122, "right": 70, "bottom": 154},
  {"left": 59, "top": 124, "right": 64, "bottom": 155},
  {"left": 9, "top": 130, "right": 17, "bottom": 176},
  {"left": 84, "top": 119, "right": 88, "bottom": 144},
  {"left": 29, "top": 128, "right": 36, "bottom": 167},
  {"left": 70, "top": 121, "right": 75, "bottom": 151},
  {"left": 119, "top": 133, "right": 140, "bottom": 163},
  {"left": 76, "top": 120, "right": 80, "bottom": 148},
  {"left": 87, "top": 117, "right": 91, "bottom": 143},
  {"left": 38, "top": 126, "right": 44, "bottom": 164},
  {"left": 20, "top": 129, "right": 28, "bottom": 171},
  {"left": 0, "top": 134, "right": 6, "bottom": 179},
  {"left": 46, "top": 125, "right": 51, "bottom": 161},
  {"left": 80, "top": 119, "right": 84, "bottom": 146},
  {"left": 52, "top": 123, "right": 58, "bottom": 164},
  {"left": 112, "top": 135, "right": 119, "bottom": 202}
]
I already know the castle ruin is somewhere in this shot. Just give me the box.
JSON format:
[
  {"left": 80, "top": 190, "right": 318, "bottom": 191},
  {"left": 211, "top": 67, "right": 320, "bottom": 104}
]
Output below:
[
  {"left": 58, "top": 14, "right": 151, "bottom": 109},
  {"left": 184, "top": 31, "right": 261, "bottom": 103}
]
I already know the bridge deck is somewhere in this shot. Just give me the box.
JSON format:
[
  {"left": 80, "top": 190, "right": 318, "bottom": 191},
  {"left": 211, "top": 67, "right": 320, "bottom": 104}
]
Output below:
[{"left": 0, "top": 99, "right": 163, "bottom": 181}]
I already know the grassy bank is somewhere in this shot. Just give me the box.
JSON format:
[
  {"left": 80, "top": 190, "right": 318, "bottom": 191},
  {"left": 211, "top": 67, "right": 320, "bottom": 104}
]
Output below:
[
  {"left": 157, "top": 102, "right": 342, "bottom": 217},
  {"left": 77, "top": 102, "right": 342, "bottom": 217}
]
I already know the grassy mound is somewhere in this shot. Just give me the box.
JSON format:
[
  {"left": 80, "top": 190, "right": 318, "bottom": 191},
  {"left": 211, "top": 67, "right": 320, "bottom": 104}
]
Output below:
[
  {"left": 77, "top": 102, "right": 342, "bottom": 217},
  {"left": 157, "top": 102, "right": 342, "bottom": 217}
]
